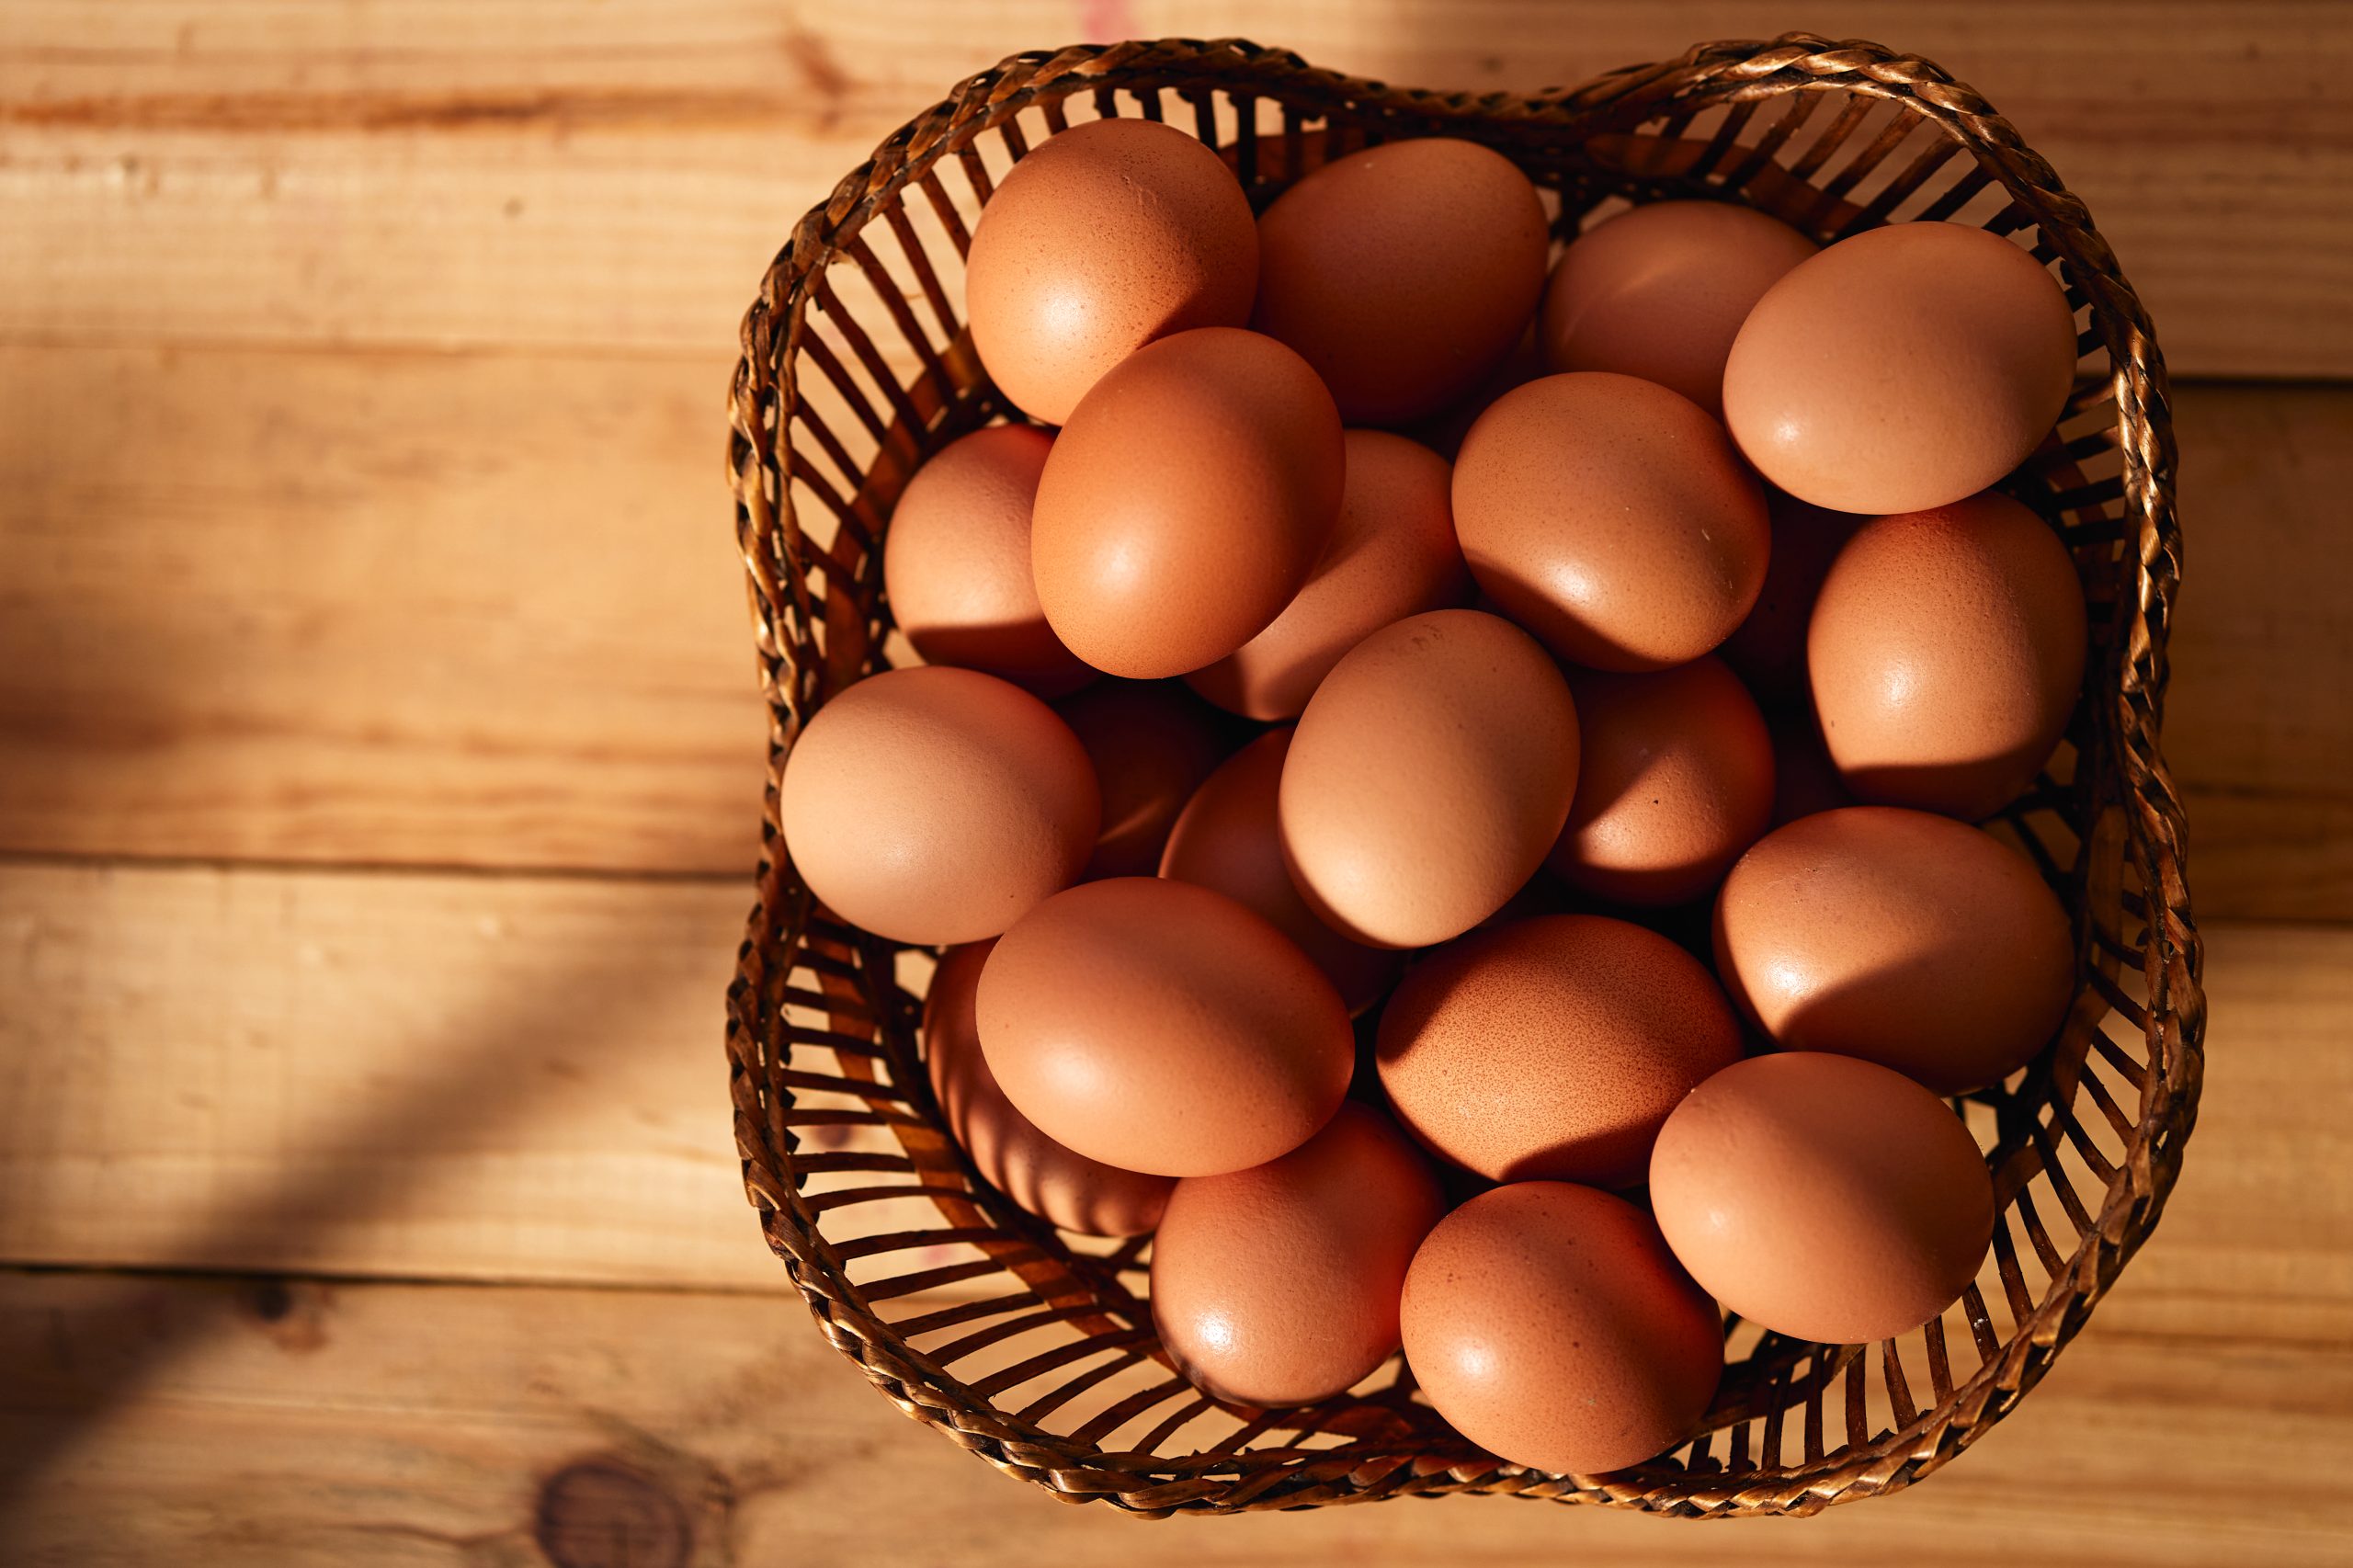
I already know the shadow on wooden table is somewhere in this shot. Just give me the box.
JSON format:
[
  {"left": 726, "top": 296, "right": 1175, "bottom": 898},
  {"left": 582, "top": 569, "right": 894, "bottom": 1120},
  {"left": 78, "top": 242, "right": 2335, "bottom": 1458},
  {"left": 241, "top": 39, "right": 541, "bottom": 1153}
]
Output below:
[{"left": 0, "top": 903, "right": 721, "bottom": 1507}]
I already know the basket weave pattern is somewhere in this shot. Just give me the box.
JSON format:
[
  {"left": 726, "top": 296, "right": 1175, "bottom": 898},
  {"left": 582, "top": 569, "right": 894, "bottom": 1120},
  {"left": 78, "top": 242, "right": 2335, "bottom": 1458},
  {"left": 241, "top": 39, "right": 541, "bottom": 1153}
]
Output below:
[{"left": 723, "top": 34, "right": 2201, "bottom": 1517}]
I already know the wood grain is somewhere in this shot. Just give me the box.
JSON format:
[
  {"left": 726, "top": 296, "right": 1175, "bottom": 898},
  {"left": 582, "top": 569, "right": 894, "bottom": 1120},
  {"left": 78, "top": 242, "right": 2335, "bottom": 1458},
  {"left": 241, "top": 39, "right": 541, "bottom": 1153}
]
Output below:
[
  {"left": 2162, "top": 384, "right": 2353, "bottom": 923},
  {"left": 0, "top": 860, "right": 780, "bottom": 1290},
  {"left": 0, "top": 2, "right": 2346, "bottom": 373},
  {"left": 1, "top": 857, "right": 2346, "bottom": 1335},
  {"left": 1, "top": 347, "right": 2339, "bottom": 913},
  {"left": 0, "top": 340, "right": 767, "bottom": 876},
  {"left": 3, "top": 1267, "right": 2348, "bottom": 1566}
]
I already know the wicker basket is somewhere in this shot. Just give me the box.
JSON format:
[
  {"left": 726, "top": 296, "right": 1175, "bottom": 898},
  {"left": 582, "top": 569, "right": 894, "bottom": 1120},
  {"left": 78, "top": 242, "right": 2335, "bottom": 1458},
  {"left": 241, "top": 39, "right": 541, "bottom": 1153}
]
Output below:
[{"left": 723, "top": 33, "right": 2200, "bottom": 1518}]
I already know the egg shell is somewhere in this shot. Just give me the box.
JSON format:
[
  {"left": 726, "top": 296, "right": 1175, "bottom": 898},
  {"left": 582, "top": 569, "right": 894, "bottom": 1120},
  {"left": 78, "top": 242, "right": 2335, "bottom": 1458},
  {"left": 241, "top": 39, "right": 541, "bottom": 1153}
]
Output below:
[
  {"left": 975, "top": 877, "right": 1353, "bottom": 1177},
  {"left": 1186, "top": 430, "right": 1470, "bottom": 721},
  {"left": 1768, "top": 712, "right": 1856, "bottom": 826},
  {"left": 1281, "top": 609, "right": 1580, "bottom": 949},
  {"left": 1159, "top": 730, "right": 1399, "bottom": 1015},
  {"left": 1054, "top": 679, "right": 1232, "bottom": 880},
  {"left": 1152, "top": 1103, "right": 1444, "bottom": 1407},
  {"left": 964, "top": 118, "right": 1257, "bottom": 426},
  {"left": 1713, "top": 806, "right": 2075, "bottom": 1093},
  {"left": 779, "top": 666, "right": 1097, "bottom": 945},
  {"left": 1252, "top": 138, "right": 1550, "bottom": 425},
  {"left": 1376, "top": 915, "right": 1742, "bottom": 1186},
  {"left": 881, "top": 426, "right": 1095, "bottom": 699},
  {"left": 1401, "top": 1182, "right": 1722, "bottom": 1476},
  {"left": 1809, "top": 490, "right": 2087, "bottom": 820},
  {"left": 1540, "top": 200, "right": 1817, "bottom": 417},
  {"left": 1031, "top": 327, "right": 1345, "bottom": 679},
  {"left": 1649, "top": 1051, "right": 1996, "bottom": 1345},
  {"left": 1717, "top": 491, "right": 1863, "bottom": 705},
  {"left": 924, "top": 942, "right": 1171, "bottom": 1236},
  {"left": 1451, "top": 372, "right": 1770, "bottom": 671},
  {"left": 1546, "top": 657, "right": 1775, "bottom": 907},
  {"left": 1722, "top": 221, "right": 2079, "bottom": 515}
]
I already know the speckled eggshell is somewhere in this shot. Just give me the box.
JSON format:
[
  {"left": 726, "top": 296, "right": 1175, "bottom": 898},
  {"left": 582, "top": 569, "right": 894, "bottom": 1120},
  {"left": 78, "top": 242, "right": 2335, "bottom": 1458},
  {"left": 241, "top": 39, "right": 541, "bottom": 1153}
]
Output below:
[
  {"left": 881, "top": 425, "right": 1095, "bottom": 699},
  {"left": 1546, "top": 657, "right": 1775, "bottom": 907},
  {"left": 1253, "top": 138, "right": 1550, "bottom": 425},
  {"left": 975, "top": 877, "right": 1353, "bottom": 1177},
  {"left": 964, "top": 118, "right": 1257, "bottom": 425},
  {"left": 779, "top": 666, "right": 1098, "bottom": 944},
  {"left": 1054, "top": 679, "right": 1231, "bottom": 879},
  {"left": 1376, "top": 915, "right": 1742, "bottom": 1186},
  {"left": 924, "top": 942, "right": 1172, "bottom": 1236},
  {"left": 1649, "top": 1052, "right": 1996, "bottom": 1345},
  {"left": 1540, "top": 200, "right": 1817, "bottom": 417},
  {"left": 1186, "top": 430, "right": 1470, "bottom": 721},
  {"left": 1452, "top": 372, "right": 1770, "bottom": 671},
  {"left": 1713, "top": 806, "right": 2075, "bottom": 1093},
  {"left": 1152, "top": 1103, "right": 1444, "bottom": 1406},
  {"left": 1159, "top": 731, "right": 1399, "bottom": 1016},
  {"left": 1809, "top": 490, "right": 2086, "bottom": 820},
  {"left": 1722, "top": 221, "right": 2079, "bottom": 515},
  {"left": 1032, "top": 327, "right": 1345, "bottom": 679},
  {"left": 1401, "top": 1182, "right": 1722, "bottom": 1476},
  {"left": 1280, "top": 609, "right": 1580, "bottom": 949},
  {"left": 1717, "top": 491, "right": 1863, "bottom": 705}
]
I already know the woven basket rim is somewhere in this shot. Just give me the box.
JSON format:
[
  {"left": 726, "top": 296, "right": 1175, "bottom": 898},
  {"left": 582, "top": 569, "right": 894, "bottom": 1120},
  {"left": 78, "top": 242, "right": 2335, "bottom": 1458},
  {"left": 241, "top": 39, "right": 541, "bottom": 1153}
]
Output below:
[{"left": 722, "top": 31, "right": 2203, "bottom": 1519}]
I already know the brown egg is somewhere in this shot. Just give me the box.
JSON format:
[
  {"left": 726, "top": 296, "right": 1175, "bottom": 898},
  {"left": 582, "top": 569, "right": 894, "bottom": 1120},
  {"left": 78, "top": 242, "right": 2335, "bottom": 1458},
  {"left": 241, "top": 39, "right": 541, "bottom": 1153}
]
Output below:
[
  {"left": 1452, "top": 373, "right": 1769, "bottom": 671},
  {"left": 975, "top": 878, "right": 1353, "bottom": 1177},
  {"left": 1281, "top": 610, "right": 1580, "bottom": 948},
  {"left": 1717, "top": 492, "right": 1863, "bottom": 705},
  {"left": 965, "top": 118, "right": 1257, "bottom": 425},
  {"left": 1054, "top": 679, "right": 1230, "bottom": 880},
  {"left": 1546, "top": 657, "right": 1775, "bottom": 907},
  {"left": 1722, "top": 221, "right": 2079, "bottom": 515},
  {"left": 1159, "top": 731, "right": 1398, "bottom": 1015},
  {"left": 1032, "top": 327, "right": 1344, "bottom": 679},
  {"left": 1768, "top": 713, "right": 1855, "bottom": 826},
  {"left": 1713, "top": 807, "right": 2075, "bottom": 1093},
  {"left": 924, "top": 942, "right": 1172, "bottom": 1236},
  {"left": 881, "top": 425, "right": 1095, "bottom": 699},
  {"left": 1377, "top": 915, "right": 1742, "bottom": 1186},
  {"left": 1402, "top": 1182, "right": 1722, "bottom": 1475},
  {"left": 1809, "top": 491, "right": 2086, "bottom": 819},
  {"left": 1650, "top": 1052, "right": 1996, "bottom": 1345},
  {"left": 1186, "top": 430, "right": 1470, "bottom": 721},
  {"left": 1152, "top": 1103, "right": 1444, "bottom": 1406},
  {"left": 1540, "top": 200, "right": 1816, "bottom": 417},
  {"left": 779, "top": 666, "right": 1097, "bottom": 944},
  {"left": 1253, "top": 138, "right": 1550, "bottom": 425}
]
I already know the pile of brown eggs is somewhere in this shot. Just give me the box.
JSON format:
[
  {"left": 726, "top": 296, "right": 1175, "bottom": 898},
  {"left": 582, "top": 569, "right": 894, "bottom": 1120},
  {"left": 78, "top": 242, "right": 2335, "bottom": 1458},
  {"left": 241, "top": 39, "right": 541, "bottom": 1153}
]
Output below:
[{"left": 779, "top": 119, "right": 2088, "bottom": 1476}]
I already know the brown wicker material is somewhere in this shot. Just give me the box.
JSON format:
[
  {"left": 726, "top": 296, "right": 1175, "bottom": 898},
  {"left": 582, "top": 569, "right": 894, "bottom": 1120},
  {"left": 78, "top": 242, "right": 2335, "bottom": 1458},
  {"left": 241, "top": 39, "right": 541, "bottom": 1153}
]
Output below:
[{"left": 723, "top": 33, "right": 2200, "bottom": 1518}]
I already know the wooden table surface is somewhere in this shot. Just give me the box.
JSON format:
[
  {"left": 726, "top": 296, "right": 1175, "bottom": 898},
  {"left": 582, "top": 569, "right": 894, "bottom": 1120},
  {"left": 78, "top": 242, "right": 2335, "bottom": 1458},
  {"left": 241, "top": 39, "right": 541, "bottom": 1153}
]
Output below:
[{"left": 3, "top": 4, "right": 2349, "bottom": 1562}]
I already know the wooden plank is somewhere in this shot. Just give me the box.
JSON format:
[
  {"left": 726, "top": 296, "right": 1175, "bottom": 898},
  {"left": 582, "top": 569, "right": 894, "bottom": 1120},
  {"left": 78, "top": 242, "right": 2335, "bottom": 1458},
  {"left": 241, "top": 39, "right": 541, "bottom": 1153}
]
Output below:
[
  {"left": 2, "top": 1267, "right": 2348, "bottom": 1565},
  {"left": 0, "top": 856, "right": 2346, "bottom": 1331},
  {"left": 2163, "top": 384, "right": 2353, "bottom": 923},
  {"left": 2, "top": 347, "right": 2341, "bottom": 914},
  {"left": 0, "top": 340, "right": 768, "bottom": 876},
  {"left": 0, "top": 860, "right": 781, "bottom": 1290},
  {"left": 0, "top": 2, "right": 2346, "bottom": 373}
]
